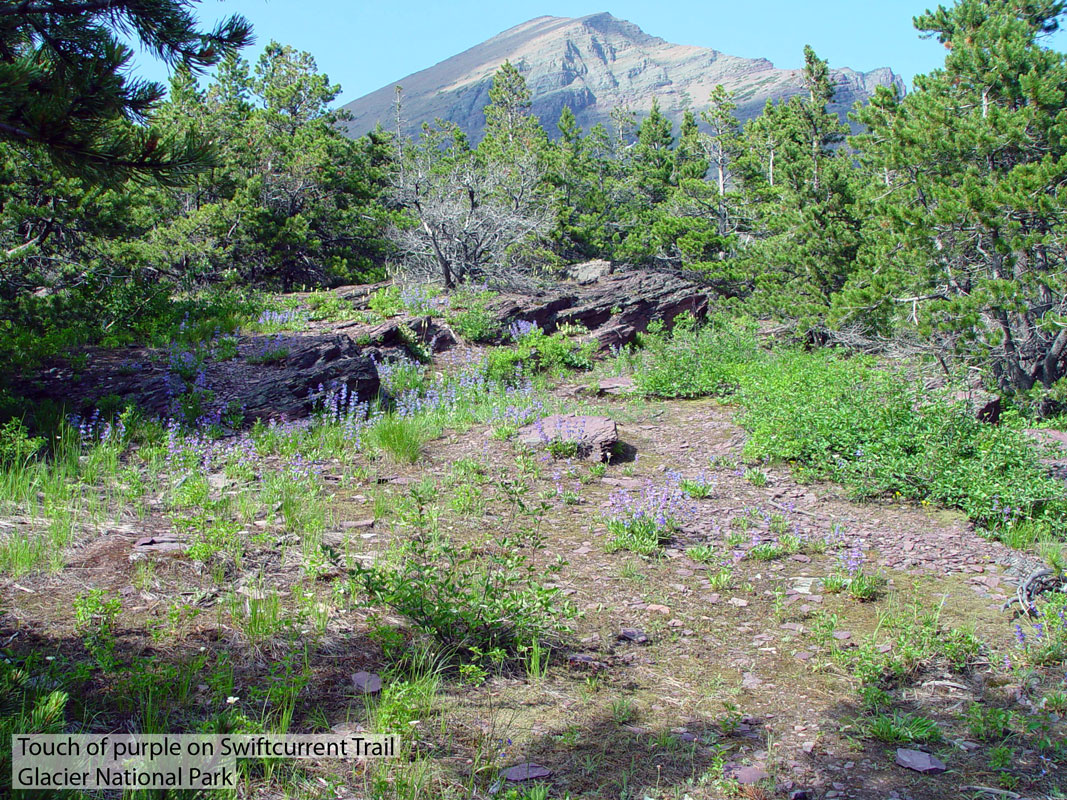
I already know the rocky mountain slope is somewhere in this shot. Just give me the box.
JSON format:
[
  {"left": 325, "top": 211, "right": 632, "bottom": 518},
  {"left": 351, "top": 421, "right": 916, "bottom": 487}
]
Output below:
[{"left": 341, "top": 12, "right": 904, "bottom": 141}]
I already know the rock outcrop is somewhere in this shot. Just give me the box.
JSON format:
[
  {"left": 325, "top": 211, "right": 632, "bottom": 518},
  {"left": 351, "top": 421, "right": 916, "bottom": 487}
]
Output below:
[
  {"left": 22, "top": 333, "right": 382, "bottom": 425},
  {"left": 342, "top": 13, "right": 904, "bottom": 143},
  {"left": 488, "top": 267, "right": 709, "bottom": 350}
]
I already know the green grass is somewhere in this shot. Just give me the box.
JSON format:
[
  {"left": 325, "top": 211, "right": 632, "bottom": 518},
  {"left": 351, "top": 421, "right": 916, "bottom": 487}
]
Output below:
[
  {"left": 865, "top": 711, "right": 943, "bottom": 744},
  {"left": 366, "top": 415, "right": 430, "bottom": 464}
]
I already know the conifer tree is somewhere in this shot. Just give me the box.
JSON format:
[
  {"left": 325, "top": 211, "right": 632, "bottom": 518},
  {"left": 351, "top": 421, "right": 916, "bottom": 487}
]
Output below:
[
  {"left": 734, "top": 46, "right": 860, "bottom": 324},
  {"left": 0, "top": 0, "right": 252, "bottom": 183},
  {"left": 843, "top": 0, "right": 1067, "bottom": 395}
]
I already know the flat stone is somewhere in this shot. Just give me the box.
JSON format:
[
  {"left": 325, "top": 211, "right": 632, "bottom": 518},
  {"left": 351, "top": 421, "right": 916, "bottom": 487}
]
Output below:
[
  {"left": 728, "top": 597, "right": 749, "bottom": 607},
  {"left": 599, "top": 376, "right": 636, "bottom": 395},
  {"left": 619, "top": 628, "right": 650, "bottom": 644},
  {"left": 351, "top": 671, "right": 382, "bottom": 694},
  {"left": 732, "top": 766, "right": 769, "bottom": 784},
  {"left": 131, "top": 535, "right": 184, "bottom": 556},
  {"left": 791, "top": 577, "right": 821, "bottom": 595},
  {"left": 895, "top": 748, "right": 946, "bottom": 774},
  {"left": 646, "top": 603, "right": 671, "bottom": 615},
  {"left": 503, "top": 763, "right": 552, "bottom": 782},
  {"left": 567, "top": 654, "right": 608, "bottom": 671}
]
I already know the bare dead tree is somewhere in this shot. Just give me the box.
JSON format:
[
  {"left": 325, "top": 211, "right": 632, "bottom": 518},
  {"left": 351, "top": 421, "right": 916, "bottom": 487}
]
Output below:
[{"left": 385, "top": 119, "right": 554, "bottom": 291}]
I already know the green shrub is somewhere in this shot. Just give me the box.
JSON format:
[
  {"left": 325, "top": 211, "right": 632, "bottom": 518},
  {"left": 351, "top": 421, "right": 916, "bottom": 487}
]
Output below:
[
  {"left": 353, "top": 509, "right": 574, "bottom": 664},
  {"left": 0, "top": 419, "right": 43, "bottom": 466},
  {"left": 368, "top": 285, "right": 404, "bottom": 318},
  {"left": 736, "top": 350, "right": 1067, "bottom": 537},
  {"left": 450, "top": 306, "right": 501, "bottom": 342},
  {"left": 483, "top": 328, "right": 594, "bottom": 383},
  {"left": 629, "top": 313, "right": 760, "bottom": 398}
]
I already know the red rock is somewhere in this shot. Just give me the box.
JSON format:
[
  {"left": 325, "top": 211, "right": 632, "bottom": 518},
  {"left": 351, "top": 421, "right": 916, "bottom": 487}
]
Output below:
[
  {"left": 503, "top": 763, "right": 551, "bottom": 782},
  {"left": 895, "top": 748, "right": 946, "bottom": 774},
  {"left": 351, "top": 671, "right": 382, "bottom": 694}
]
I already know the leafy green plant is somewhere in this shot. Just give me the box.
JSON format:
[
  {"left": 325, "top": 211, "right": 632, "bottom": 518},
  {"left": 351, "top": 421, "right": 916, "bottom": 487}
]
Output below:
[
  {"left": 368, "top": 285, "right": 404, "bottom": 318},
  {"left": 743, "top": 467, "right": 767, "bottom": 487},
  {"left": 965, "top": 703, "right": 1016, "bottom": 741},
  {"left": 736, "top": 350, "right": 1067, "bottom": 538},
  {"left": 680, "top": 475, "right": 715, "bottom": 499},
  {"left": 610, "top": 697, "right": 636, "bottom": 724},
  {"left": 0, "top": 419, "right": 42, "bottom": 466},
  {"left": 450, "top": 306, "right": 501, "bottom": 342},
  {"left": 353, "top": 487, "right": 574, "bottom": 665},
  {"left": 483, "top": 328, "right": 594, "bottom": 382},
  {"left": 988, "top": 745, "right": 1014, "bottom": 773},
  {"left": 629, "top": 313, "right": 760, "bottom": 398},
  {"left": 1042, "top": 691, "right": 1067, "bottom": 714},
  {"left": 546, "top": 438, "right": 580, "bottom": 460},
  {"left": 74, "top": 588, "right": 122, "bottom": 667},
  {"left": 707, "top": 567, "right": 733, "bottom": 590},
  {"left": 687, "top": 545, "right": 718, "bottom": 563}
]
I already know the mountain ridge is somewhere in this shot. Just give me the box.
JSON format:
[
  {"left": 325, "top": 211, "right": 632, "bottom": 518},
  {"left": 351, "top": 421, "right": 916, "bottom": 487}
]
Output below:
[{"left": 341, "top": 13, "right": 904, "bottom": 142}]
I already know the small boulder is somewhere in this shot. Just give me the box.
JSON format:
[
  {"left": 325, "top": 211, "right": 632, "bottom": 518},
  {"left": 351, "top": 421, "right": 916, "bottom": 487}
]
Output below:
[
  {"left": 618, "top": 628, "right": 650, "bottom": 644},
  {"left": 598, "top": 376, "right": 636, "bottom": 396},
  {"left": 517, "top": 414, "right": 618, "bottom": 462},
  {"left": 731, "top": 765, "right": 770, "bottom": 785},
  {"left": 565, "top": 259, "right": 614, "bottom": 284},
  {"left": 502, "top": 763, "right": 551, "bottom": 782},
  {"left": 351, "top": 671, "right": 382, "bottom": 695},
  {"left": 895, "top": 748, "right": 946, "bottom": 774}
]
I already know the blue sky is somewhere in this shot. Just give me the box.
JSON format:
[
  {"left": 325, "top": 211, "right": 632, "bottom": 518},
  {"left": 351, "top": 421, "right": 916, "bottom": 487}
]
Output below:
[{"left": 134, "top": 1, "right": 1067, "bottom": 103}]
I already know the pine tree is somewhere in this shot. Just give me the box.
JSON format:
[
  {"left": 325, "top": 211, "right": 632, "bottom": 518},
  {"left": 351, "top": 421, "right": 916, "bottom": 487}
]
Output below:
[
  {"left": 0, "top": 0, "right": 252, "bottom": 184},
  {"left": 734, "top": 46, "right": 860, "bottom": 324},
  {"left": 548, "top": 111, "right": 617, "bottom": 260},
  {"left": 843, "top": 0, "right": 1067, "bottom": 395}
]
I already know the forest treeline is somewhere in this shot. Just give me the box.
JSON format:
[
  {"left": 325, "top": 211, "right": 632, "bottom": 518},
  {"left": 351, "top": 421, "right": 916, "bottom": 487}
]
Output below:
[{"left": 3, "top": 0, "right": 1067, "bottom": 404}]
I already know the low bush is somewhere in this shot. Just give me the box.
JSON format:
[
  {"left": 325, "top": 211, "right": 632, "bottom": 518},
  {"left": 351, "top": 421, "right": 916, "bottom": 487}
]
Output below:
[
  {"left": 624, "top": 317, "right": 1067, "bottom": 539},
  {"left": 449, "top": 306, "right": 501, "bottom": 342},
  {"left": 352, "top": 487, "right": 574, "bottom": 665},
  {"left": 483, "top": 325, "right": 594, "bottom": 383},
  {"left": 736, "top": 351, "right": 1067, "bottom": 535},
  {"left": 629, "top": 313, "right": 760, "bottom": 398}
]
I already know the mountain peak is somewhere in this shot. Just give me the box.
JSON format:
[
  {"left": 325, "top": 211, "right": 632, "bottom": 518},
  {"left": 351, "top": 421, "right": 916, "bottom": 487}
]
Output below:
[{"left": 341, "top": 14, "right": 903, "bottom": 142}]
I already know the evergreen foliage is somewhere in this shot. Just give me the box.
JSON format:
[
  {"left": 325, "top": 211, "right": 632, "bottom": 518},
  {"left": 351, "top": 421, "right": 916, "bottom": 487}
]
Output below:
[
  {"left": 4, "top": 0, "right": 1067, "bottom": 404},
  {"left": 0, "top": 0, "right": 252, "bottom": 184}
]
